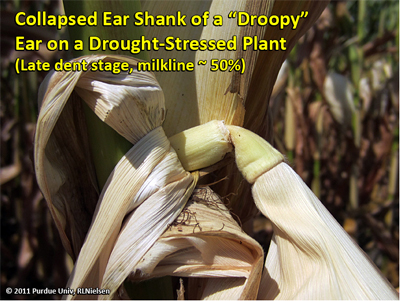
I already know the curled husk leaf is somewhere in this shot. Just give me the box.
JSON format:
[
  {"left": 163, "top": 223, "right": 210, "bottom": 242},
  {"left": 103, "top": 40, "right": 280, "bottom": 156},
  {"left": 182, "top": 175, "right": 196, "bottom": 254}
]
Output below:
[{"left": 35, "top": 55, "right": 165, "bottom": 258}]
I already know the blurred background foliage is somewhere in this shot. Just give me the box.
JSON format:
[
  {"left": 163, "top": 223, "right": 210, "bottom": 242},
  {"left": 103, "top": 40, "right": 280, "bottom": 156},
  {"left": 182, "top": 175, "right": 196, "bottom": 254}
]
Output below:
[{"left": 1, "top": 0, "right": 398, "bottom": 299}]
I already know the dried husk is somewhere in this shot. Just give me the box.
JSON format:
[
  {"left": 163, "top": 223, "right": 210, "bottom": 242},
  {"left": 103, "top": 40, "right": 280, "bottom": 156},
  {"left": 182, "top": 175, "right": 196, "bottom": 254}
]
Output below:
[
  {"left": 35, "top": 55, "right": 165, "bottom": 258},
  {"left": 323, "top": 71, "right": 356, "bottom": 127},
  {"left": 252, "top": 162, "right": 399, "bottom": 299},
  {"left": 128, "top": 187, "right": 264, "bottom": 300},
  {"left": 99, "top": 151, "right": 195, "bottom": 298},
  {"left": 66, "top": 128, "right": 180, "bottom": 296}
]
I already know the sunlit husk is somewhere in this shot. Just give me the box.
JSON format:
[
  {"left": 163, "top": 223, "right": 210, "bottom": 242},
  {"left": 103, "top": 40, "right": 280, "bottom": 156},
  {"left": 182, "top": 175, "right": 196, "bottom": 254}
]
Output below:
[
  {"left": 74, "top": 59, "right": 165, "bottom": 144},
  {"left": 323, "top": 71, "right": 355, "bottom": 127},
  {"left": 252, "top": 162, "right": 398, "bottom": 300},
  {"left": 128, "top": 187, "right": 263, "bottom": 300},
  {"left": 35, "top": 55, "right": 166, "bottom": 259},
  {"left": 35, "top": 55, "right": 198, "bottom": 299},
  {"left": 99, "top": 151, "right": 195, "bottom": 298},
  {"left": 66, "top": 128, "right": 177, "bottom": 296}
]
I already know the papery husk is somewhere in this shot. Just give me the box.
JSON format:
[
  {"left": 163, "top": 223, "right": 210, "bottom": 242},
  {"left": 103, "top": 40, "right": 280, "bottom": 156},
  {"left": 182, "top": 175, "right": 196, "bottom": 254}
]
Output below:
[
  {"left": 252, "top": 162, "right": 398, "bottom": 300},
  {"left": 74, "top": 63, "right": 165, "bottom": 144},
  {"left": 66, "top": 128, "right": 175, "bottom": 297},
  {"left": 99, "top": 151, "right": 195, "bottom": 298},
  {"left": 128, "top": 187, "right": 264, "bottom": 300},
  {"left": 35, "top": 55, "right": 164, "bottom": 258}
]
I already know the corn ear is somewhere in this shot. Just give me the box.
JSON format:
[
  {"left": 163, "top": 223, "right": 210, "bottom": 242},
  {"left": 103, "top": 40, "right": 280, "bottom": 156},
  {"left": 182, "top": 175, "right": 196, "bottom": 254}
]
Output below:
[
  {"left": 225, "top": 127, "right": 398, "bottom": 299},
  {"left": 34, "top": 55, "right": 198, "bottom": 299},
  {"left": 164, "top": 121, "right": 398, "bottom": 299},
  {"left": 129, "top": 187, "right": 264, "bottom": 300},
  {"left": 99, "top": 152, "right": 195, "bottom": 298}
]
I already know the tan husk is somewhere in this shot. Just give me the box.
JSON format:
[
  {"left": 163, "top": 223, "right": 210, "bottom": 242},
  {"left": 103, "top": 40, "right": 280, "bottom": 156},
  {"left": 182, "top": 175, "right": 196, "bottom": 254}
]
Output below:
[
  {"left": 128, "top": 187, "right": 264, "bottom": 300},
  {"left": 252, "top": 162, "right": 398, "bottom": 299},
  {"left": 35, "top": 56, "right": 101, "bottom": 258},
  {"left": 35, "top": 55, "right": 165, "bottom": 259},
  {"left": 99, "top": 151, "right": 195, "bottom": 298},
  {"left": 218, "top": 124, "right": 397, "bottom": 299},
  {"left": 65, "top": 127, "right": 176, "bottom": 297},
  {"left": 35, "top": 55, "right": 199, "bottom": 299}
]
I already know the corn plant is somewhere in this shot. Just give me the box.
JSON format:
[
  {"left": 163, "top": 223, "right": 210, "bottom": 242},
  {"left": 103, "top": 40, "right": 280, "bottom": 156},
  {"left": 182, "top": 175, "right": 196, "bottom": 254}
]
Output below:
[{"left": 33, "top": 0, "right": 398, "bottom": 299}]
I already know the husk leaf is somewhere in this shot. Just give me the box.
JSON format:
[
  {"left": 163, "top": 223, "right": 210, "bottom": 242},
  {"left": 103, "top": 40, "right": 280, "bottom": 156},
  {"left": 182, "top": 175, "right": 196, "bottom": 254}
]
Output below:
[
  {"left": 99, "top": 151, "right": 195, "bottom": 298},
  {"left": 252, "top": 162, "right": 398, "bottom": 299}
]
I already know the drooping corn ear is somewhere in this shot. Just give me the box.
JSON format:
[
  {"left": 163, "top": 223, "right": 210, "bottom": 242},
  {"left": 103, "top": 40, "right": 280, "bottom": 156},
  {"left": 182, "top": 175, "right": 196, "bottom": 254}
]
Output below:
[
  {"left": 227, "top": 126, "right": 398, "bottom": 299},
  {"left": 36, "top": 55, "right": 193, "bottom": 298},
  {"left": 127, "top": 187, "right": 264, "bottom": 300}
]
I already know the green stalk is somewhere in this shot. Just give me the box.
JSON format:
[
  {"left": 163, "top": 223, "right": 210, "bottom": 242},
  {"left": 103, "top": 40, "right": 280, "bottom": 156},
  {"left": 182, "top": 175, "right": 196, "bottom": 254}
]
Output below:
[
  {"left": 348, "top": 0, "right": 366, "bottom": 240},
  {"left": 284, "top": 71, "right": 295, "bottom": 164},
  {"left": 311, "top": 100, "right": 323, "bottom": 199},
  {"left": 63, "top": 1, "right": 173, "bottom": 299},
  {"left": 386, "top": 130, "right": 399, "bottom": 227}
]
